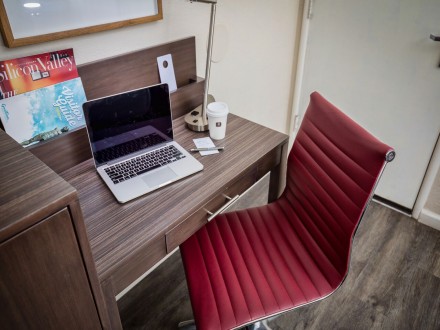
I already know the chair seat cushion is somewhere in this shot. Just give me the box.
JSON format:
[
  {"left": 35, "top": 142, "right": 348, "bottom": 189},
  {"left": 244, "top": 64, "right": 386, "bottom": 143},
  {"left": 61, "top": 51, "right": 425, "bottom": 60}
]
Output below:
[{"left": 180, "top": 201, "right": 346, "bottom": 330}]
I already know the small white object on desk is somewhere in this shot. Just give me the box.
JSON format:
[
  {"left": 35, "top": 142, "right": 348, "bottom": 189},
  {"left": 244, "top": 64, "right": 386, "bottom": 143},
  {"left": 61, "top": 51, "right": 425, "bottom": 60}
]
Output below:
[
  {"left": 157, "top": 54, "right": 177, "bottom": 92},
  {"left": 193, "top": 137, "right": 221, "bottom": 156}
]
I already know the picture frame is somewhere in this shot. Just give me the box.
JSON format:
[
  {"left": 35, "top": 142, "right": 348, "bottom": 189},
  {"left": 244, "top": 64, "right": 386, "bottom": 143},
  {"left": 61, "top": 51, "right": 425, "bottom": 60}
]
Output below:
[{"left": 0, "top": 0, "right": 163, "bottom": 48}]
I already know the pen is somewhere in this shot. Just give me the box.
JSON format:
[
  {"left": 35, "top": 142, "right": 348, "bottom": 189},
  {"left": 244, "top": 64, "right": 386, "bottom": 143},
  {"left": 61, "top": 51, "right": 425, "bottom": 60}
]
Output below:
[{"left": 190, "top": 146, "right": 225, "bottom": 152}]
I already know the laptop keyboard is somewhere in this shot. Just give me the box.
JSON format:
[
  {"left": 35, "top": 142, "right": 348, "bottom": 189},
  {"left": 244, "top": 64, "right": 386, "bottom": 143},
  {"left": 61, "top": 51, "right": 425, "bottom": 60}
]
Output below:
[
  {"left": 95, "top": 133, "right": 167, "bottom": 164},
  {"left": 104, "top": 145, "right": 185, "bottom": 184}
]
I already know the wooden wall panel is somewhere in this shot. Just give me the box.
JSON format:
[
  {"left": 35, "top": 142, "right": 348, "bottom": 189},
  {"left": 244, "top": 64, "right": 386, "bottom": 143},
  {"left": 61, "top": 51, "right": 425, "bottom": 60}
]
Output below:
[{"left": 77, "top": 37, "right": 197, "bottom": 100}]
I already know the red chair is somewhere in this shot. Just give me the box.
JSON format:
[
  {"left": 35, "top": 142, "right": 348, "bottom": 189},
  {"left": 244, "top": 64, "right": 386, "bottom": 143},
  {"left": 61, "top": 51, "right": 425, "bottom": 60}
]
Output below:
[{"left": 180, "top": 92, "right": 395, "bottom": 330}]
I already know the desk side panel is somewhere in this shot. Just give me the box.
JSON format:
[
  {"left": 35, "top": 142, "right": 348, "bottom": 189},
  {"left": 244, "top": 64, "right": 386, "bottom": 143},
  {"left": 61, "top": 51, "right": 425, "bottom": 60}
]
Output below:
[
  {"left": 0, "top": 208, "right": 102, "bottom": 329},
  {"left": 68, "top": 199, "right": 113, "bottom": 329}
]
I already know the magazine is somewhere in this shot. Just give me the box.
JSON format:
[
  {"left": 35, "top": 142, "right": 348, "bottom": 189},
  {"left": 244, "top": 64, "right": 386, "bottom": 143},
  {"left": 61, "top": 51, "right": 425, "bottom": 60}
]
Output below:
[
  {"left": 0, "top": 77, "right": 87, "bottom": 147},
  {"left": 0, "top": 48, "right": 78, "bottom": 99}
]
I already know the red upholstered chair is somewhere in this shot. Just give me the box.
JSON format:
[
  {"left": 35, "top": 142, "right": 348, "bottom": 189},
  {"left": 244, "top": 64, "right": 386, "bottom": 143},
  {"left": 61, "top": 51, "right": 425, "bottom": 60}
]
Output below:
[{"left": 179, "top": 92, "right": 395, "bottom": 330}]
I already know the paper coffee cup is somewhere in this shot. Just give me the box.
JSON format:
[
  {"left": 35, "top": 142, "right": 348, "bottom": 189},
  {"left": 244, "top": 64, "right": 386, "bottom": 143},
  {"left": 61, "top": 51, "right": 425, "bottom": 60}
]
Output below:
[{"left": 207, "top": 102, "right": 229, "bottom": 140}]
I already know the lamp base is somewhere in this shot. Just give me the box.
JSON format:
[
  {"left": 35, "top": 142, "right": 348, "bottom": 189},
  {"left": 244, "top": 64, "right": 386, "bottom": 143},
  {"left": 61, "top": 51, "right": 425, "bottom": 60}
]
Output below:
[{"left": 184, "top": 94, "right": 215, "bottom": 132}]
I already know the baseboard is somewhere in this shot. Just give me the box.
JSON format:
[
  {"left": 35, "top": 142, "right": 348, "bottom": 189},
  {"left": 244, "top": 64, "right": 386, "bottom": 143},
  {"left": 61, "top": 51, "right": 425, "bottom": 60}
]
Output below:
[
  {"left": 373, "top": 195, "right": 412, "bottom": 216},
  {"left": 418, "top": 208, "right": 440, "bottom": 231}
]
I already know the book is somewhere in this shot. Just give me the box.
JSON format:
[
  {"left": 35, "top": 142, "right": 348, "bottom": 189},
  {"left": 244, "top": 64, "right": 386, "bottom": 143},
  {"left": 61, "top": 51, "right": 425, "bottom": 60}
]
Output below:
[
  {"left": 0, "top": 77, "right": 87, "bottom": 147},
  {"left": 0, "top": 48, "right": 78, "bottom": 99}
]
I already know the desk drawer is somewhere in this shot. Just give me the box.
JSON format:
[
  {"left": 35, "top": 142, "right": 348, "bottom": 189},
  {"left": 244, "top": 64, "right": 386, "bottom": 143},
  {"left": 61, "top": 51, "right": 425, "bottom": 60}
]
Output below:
[{"left": 165, "top": 169, "right": 256, "bottom": 253}]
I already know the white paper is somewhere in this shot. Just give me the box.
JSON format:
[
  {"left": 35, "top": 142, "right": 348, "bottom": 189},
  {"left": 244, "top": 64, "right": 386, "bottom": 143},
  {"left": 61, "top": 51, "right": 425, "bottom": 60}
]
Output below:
[
  {"left": 193, "top": 137, "right": 219, "bottom": 156},
  {"left": 157, "top": 54, "right": 177, "bottom": 92}
]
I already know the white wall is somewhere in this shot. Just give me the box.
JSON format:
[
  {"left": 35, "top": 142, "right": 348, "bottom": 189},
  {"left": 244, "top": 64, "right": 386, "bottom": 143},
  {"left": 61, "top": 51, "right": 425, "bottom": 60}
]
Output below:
[{"left": 0, "top": 0, "right": 300, "bottom": 134}]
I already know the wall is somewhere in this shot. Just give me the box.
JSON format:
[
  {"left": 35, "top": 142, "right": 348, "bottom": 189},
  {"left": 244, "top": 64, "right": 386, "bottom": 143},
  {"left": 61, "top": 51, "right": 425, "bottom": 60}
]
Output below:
[{"left": 0, "top": 0, "right": 300, "bottom": 134}]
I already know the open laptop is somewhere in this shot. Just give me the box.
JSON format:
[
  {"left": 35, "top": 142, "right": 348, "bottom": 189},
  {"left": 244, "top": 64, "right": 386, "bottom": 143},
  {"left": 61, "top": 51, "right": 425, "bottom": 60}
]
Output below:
[{"left": 82, "top": 83, "right": 203, "bottom": 203}]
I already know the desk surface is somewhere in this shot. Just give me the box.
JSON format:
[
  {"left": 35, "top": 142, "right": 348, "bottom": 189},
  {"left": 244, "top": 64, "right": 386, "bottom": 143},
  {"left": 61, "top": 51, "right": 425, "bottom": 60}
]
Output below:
[{"left": 60, "top": 114, "right": 288, "bottom": 296}]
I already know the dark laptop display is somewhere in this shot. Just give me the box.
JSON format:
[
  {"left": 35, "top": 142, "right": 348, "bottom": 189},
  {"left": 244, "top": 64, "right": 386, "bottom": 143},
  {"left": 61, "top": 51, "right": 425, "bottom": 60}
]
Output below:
[{"left": 84, "top": 84, "right": 173, "bottom": 166}]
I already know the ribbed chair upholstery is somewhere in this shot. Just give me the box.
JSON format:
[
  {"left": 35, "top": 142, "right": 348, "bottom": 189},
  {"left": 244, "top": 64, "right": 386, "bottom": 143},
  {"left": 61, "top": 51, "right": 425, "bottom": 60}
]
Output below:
[{"left": 180, "top": 92, "right": 395, "bottom": 330}]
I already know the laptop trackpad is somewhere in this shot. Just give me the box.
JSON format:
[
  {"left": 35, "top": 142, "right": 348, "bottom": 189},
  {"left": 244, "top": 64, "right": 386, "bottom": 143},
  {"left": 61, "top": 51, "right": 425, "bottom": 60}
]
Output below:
[{"left": 142, "top": 167, "right": 178, "bottom": 188}]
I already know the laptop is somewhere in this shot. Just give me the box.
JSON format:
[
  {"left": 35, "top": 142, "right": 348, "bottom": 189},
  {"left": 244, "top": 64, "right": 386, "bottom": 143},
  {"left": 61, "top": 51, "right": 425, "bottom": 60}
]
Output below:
[{"left": 82, "top": 83, "right": 203, "bottom": 203}]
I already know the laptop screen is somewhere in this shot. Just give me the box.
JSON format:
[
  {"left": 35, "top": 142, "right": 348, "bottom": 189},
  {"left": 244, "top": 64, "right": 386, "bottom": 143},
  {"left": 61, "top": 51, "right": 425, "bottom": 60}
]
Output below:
[{"left": 83, "top": 84, "right": 173, "bottom": 166}]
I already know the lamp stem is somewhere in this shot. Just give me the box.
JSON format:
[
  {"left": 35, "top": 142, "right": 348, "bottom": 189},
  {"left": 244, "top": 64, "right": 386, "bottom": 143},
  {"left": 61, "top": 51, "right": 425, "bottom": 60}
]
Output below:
[
  {"left": 184, "top": 0, "right": 217, "bottom": 131},
  {"left": 202, "top": 2, "right": 217, "bottom": 125}
]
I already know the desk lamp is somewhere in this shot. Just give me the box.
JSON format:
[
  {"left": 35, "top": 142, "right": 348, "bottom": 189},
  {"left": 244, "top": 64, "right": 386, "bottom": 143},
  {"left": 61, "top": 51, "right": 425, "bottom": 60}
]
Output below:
[{"left": 184, "top": 0, "right": 217, "bottom": 132}]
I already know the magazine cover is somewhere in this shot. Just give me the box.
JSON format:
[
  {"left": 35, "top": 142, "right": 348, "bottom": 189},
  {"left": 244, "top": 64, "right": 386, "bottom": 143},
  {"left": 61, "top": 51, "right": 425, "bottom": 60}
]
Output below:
[
  {"left": 0, "top": 48, "right": 78, "bottom": 99},
  {"left": 0, "top": 77, "right": 87, "bottom": 147}
]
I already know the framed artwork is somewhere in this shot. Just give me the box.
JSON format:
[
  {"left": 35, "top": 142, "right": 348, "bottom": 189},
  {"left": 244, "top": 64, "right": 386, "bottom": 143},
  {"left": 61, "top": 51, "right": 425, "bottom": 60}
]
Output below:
[{"left": 0, "top": 0, "right": 163, "bottom": 48}]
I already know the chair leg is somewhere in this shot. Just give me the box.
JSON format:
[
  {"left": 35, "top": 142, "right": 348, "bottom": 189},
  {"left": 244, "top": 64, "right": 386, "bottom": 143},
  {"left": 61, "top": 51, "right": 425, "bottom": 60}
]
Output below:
[{"left": 178, "top": 320, "right": 196, "bottom": 329}]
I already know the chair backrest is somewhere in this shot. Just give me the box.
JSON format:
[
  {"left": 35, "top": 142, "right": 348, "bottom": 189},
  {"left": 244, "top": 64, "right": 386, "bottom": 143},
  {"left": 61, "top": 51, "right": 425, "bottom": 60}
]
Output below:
[{"left": 283, "top": 91, "right": 394, "bottom": 287}]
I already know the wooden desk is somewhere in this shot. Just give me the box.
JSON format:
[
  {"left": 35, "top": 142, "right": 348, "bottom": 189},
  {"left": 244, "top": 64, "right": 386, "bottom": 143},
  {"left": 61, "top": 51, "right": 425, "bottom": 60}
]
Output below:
[
  {"left": 60, "top": 113, "right": 288, "bottom": 328},
  {"left": 0, "top": 38, "right": 288, "bottom": 329}
]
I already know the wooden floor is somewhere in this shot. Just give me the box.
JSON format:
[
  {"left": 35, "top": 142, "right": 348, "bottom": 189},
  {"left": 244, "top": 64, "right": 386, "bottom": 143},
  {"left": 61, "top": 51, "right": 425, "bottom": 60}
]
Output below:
[{"left": 118, "top": 176, "right": 440, "bottom": 330}]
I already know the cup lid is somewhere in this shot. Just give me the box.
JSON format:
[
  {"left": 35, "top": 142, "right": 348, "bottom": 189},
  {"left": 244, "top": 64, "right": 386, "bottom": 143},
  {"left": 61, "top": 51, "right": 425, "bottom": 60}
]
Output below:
[{"left": 207, "top": 102, "right": 229, "bottom": 117}]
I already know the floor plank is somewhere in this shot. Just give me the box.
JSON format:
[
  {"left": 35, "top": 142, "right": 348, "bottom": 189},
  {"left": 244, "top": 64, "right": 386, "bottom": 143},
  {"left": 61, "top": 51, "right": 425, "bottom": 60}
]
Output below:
[{"left": 118, "top": 178, "right": 440, "bottom": 330}]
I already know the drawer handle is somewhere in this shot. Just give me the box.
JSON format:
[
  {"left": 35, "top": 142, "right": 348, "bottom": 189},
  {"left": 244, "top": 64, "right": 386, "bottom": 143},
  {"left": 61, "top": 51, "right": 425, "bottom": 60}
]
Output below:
[{"left": 206, "top": 194, "right": 240, "bottom": 221}]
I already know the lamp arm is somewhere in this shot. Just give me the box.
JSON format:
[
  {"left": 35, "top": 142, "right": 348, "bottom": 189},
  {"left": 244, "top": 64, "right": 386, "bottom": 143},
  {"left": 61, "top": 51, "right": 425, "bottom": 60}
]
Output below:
[{"left": 202, "top": 2, "right": 217, "bottom": 125}]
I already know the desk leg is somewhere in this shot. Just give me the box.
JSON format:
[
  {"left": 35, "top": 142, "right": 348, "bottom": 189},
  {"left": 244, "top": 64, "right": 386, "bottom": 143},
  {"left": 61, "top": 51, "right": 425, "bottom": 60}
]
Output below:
[
  {"left": 101, "top": 279, "right": 123, "bottom": 330},
  {"left": 268, "top": 141, "right": 288, "bottom": 202}
]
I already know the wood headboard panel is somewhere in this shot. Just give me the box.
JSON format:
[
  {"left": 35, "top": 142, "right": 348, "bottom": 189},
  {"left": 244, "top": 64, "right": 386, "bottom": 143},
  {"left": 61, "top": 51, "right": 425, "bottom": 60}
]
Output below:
[
  {"left": 27, "top": 37, "right": 205, "bottom": 174},
  {"left": 78, "top": 36, "right": 198, "bottom": 101}
]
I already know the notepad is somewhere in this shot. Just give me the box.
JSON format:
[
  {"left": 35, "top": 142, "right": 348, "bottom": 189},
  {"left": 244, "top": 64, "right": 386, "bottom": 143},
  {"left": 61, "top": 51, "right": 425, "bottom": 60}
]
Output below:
[{"left": 193, "top": 137, "right": 219, "bottom": 156}]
